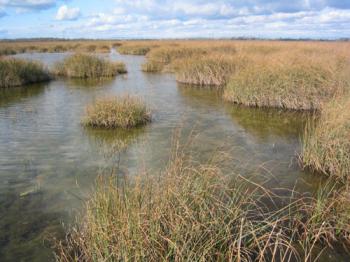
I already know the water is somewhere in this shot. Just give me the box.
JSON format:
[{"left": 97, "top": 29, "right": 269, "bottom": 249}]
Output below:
[{"left": 0, "top": 52, "right": 341, "bottom": 260}]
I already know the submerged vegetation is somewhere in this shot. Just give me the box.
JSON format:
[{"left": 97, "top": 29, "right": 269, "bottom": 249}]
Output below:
[
  {"left": 53, "top": 54, "right": 126, "bottom": 78},
  {"left": 0, "top": 58, "right": 50, "bottom": 88},
  {"left": 82, "top": 95, "right": 151, "bottom": 129},
  {"left": 302, "top": 95, "right": 350, "bottom": 180},
  {"left": 56, "top": 139, "right": 350, "bottom": 261}
]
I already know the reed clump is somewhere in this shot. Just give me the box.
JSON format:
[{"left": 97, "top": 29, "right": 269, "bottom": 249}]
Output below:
[
  {"left": 223, "top": 55, "right": 349, "bottom": 110},
  {"left": 55, "top": 141, "right": 350, "bottom": 261},
  {"left": 0, "top": 47, "right": 17, "bottom": 56},
  {"left": 117, "top": 44, "right": 152, "bottom": 55},
  {"left": 175, "top": 54, "right": 243, "bottom": 87},
  {"left": 53, "top": 54, "right": 127, "bottom": 78},
  {"left": 142, "top": 46, "right": 207, "bottom": 73},
  {"left": 0, "top": 58, "right": 50, "bottom": 88},
  {"left": 302, "top": 96, "right": 350, "bottom": 180},
  {"left": 82, "top": 95, "right": 151, "bottom": 129}
]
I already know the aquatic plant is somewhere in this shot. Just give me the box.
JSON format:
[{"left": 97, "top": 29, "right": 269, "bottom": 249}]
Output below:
[
  {"left": 0, "top": 47, "right": 17, "bottom": 56},
  {"left": 55, "top": 138, "right": 350, "bottom": 261},
  {"left": 223, "top": 55, "right": 349, "bottom": 110},
  {"left": 142, "top": 46, "right": 207, "bottom": 73},
  {"left": 96, "top": 45, "right": 111, "bottom": 53},
  {"left": 53, "top": 54, "right": 127, "bottom": 78},
  {"left": 82, "top": 95, "right": 151, "bottom": 129},
  {"left": 0, "top": 58, "right": 50, "bottom": 88},
  {"left": 85, "top": 45, "right": 97, "bottom": 52},
  {"left": 302, "top": 95, "right": 350, "bottom": 180},
  {"left": 117, "top": 44, "right": 152, "bottom": 55},
  {"left": 175, "top": 54, "right": 242, "bottom": 87}
]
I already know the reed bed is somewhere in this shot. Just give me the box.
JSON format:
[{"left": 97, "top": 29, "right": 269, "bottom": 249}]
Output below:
[
  {"left": 223, "top": 54, "right": 349, "bottom": 110},
  {"left": 302, "top": 96, "right": 350, "bottom": 180},
  {"left": 117, "top": 44, "right": 153, "bottom": 55},
  {"left": 55, "top": 138, "right": 350, "bottom": 261},
  {"left": 53, "top": 54, "right": 126, "bottom": 78},
  {"left": 82, "top": 95, "right": 151, "bottom": 129},
  {"left": 0, "top": 47, "right": 17, "bottom": 56},
  {"left": 0, "top": 58, "right": 50, "bottom": 88},
  {"left": 0, "top": 40, "right": 116, "bottom": 55},
  {"left": 175, "top": 54, "right": 243, "bottom": 87},
  {"left": 138, "top": 41, "right": 350, "bottom": 109},
  {"left": 142, "top": 46, "right": 208, "bottom": 73}
]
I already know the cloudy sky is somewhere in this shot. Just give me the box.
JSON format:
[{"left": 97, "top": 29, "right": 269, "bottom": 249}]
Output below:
[{"left": 0, "top": 0, "right": 349, "bottom": 39}]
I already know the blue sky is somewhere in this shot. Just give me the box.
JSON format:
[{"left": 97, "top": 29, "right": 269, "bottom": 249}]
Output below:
[{"left": 0, "top": 0, "right": 349, "bottom": 39}]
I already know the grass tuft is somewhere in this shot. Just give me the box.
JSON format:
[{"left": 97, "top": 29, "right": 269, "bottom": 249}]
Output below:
[
  {"left": 302, "top": 96, "right": 350, "bottom": 180},
  {"left": 223, "top": 55, "right": 349, "bottom": 110},
  {"left": 0, "top": 58, "right": 50, "bottom": 88},
  {"left": 175, "top": 54, "right": 243, "bottom": 87},
  {"left": 55, "top": 137, "right": 350, "bottom": 261},
  {"left": 82, "top": 95, "right": 151, "bottom": 129},
  {"left": 53, "top": 54, "right": 127, "bottom": 78},
  {"left": 117, "top": 44, "right": 152, "bottom": 55}
]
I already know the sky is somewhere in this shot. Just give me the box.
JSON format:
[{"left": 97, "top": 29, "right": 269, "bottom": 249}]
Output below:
[{"left": 0, "top": 0, "right": 349, "bottom": 39}]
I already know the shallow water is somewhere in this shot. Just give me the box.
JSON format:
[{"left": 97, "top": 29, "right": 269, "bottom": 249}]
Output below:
[{"left": 0, "top": 52, "right": 345, "bottom": 261}]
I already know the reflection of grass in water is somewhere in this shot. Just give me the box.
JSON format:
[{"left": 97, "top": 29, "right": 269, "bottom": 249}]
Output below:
[
  {"left": 84, "top": 126, "right": 146, "bottom": 159},
  {"left": 177, "top": 83, "right": 223, "bottom": 104},
  {"left": 177, "top": 85, "right": 308, "bottom": 141},
  {"left": 0, "top": 83, "right": 46, "bottom": 107},
  {"left": 66, "top": 77, "right": 115, "bottom": 89},
  {"left": 227, "top": 105, "right": 309, "bottom": 140}
]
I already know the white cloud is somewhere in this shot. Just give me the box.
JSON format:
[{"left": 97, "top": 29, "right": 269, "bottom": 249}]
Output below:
[
  {"left": 56, "top": 5, "right": 80, "bottom": 21},
  {"left": 0, "top": 0, "right": 55, "bottom": 10}
]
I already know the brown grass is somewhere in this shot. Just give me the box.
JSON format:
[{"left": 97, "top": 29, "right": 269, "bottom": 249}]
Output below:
[
  {"left": 0, "top": 57, "right": 50, "bottom": 88},
  {"left": 82, "top": 95, "right": 151, "bottom": 129},
  {"left": 55, "top": 135, "right": 350, "bottom": 261},
  {"left": 53, "top": 54, "right": 126, "bottom": 78},
  {"left": 175, "top": 54, "right": 243, "bottom": 87},
  {"left": 139, "top": 41, "right": 350, "bottom": 105},
  {"left": 223, "top": 53, "right": 349, "bottom": 110},
  {"left": 117, "top": 42, "right": 158, "bottom": 55},
  {"left": 302, "top": 95, "right": 350, "bottom": 180},
  {"left": 0, "top": 40, "right": 116, "bottom": 54}
]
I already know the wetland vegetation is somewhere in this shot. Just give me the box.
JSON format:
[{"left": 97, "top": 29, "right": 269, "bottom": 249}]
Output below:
[
  {"left": 302, "top": 95, "right": 350, "bottom": 180},
  {"left": 56, "top": 138, "right": 350, "bottom": 262},
  {"left": 0, "top": 39, "right": 349, "bottom": 261},
  {"left": 53, "top": 53, "right": 126, "bottom": 78},
  {"left": 0, "top": 58, "right": 50, "bottom": 88},
  {"left": 82, "top": 95, "right": 151, "bottom": 129}
]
